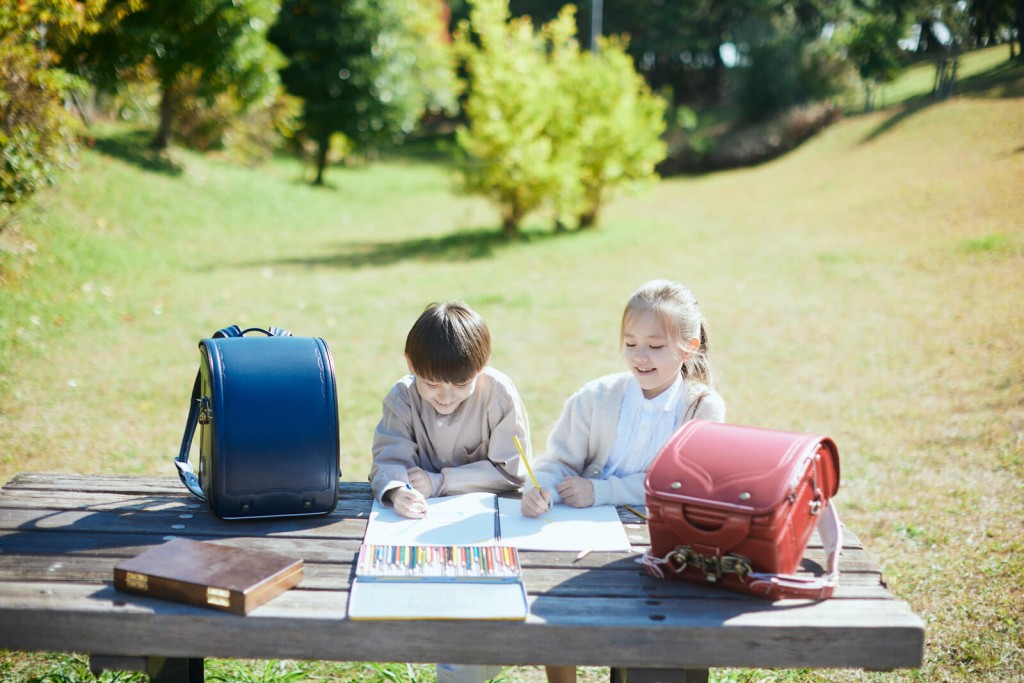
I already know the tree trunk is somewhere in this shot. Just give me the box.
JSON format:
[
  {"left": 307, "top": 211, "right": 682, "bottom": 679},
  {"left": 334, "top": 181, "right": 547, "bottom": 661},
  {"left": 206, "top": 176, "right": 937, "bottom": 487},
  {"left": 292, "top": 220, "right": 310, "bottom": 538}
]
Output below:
[
  {"left": 502, "top": 198, "right": 522, "bottom": 237},
  {"left": 577, "top": 187, "right": 602, "bottom": 229},
  {"left": 1015, "top": 0, "right": 1024, "bottom": 59},
  {"left": 501, "top": 213, "right": 519, "bottom": 237},
  {"left": 314, "top": 136, "right": 329, "bottom": 186},
  {"left": 151, "top": 86, "right": 176, "bottom": 150}
]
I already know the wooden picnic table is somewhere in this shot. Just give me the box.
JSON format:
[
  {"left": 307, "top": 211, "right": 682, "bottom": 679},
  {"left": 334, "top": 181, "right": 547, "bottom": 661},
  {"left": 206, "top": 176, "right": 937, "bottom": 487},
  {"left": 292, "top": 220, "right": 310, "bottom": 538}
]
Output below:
[{"left": 0, "top": 473, "right": 923, "bottom": 683}]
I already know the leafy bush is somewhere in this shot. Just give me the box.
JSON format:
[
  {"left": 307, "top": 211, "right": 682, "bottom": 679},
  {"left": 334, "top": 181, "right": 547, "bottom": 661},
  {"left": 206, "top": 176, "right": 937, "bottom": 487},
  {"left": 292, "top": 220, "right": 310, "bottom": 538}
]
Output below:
[
  {"left": 0, "top": 3, "right": 87, "bottom": 226},
  {"left": 454, "top": 0, "right": 564, "bottom": 234},
  {"left": 551, "top": 27, "right": 667, "bottom": 228},
  {"left": 454, "top": 0, "right": 667, "bottom": 233}
]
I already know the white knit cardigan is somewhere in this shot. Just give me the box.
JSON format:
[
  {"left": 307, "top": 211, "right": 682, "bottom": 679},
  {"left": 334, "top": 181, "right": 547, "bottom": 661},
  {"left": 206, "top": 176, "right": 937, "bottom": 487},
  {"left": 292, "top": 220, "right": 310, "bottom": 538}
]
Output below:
[{"left": 531, "top": 372, "right": 726, "bottom": 507}]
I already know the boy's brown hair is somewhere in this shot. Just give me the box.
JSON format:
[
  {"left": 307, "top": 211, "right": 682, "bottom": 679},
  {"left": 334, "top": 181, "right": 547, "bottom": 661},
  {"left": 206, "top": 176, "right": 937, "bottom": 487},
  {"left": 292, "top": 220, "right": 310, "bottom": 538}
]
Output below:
[{"left": 405, "top": 301, "right": 491, "bottom": 384}]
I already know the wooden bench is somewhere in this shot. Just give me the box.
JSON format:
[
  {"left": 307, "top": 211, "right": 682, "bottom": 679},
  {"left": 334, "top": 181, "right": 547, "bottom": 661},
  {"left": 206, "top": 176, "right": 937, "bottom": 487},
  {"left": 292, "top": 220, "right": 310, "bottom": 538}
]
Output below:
[{"left": 0, "top": 473, "right": 924, "bottom": 682}]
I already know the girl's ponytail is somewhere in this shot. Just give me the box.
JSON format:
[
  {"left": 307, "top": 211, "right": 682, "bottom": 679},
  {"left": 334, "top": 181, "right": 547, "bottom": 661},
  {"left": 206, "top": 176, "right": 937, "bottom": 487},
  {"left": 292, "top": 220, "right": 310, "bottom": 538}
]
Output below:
[{"left": 685, "top": 320, "right": 713, "bottom": 388}]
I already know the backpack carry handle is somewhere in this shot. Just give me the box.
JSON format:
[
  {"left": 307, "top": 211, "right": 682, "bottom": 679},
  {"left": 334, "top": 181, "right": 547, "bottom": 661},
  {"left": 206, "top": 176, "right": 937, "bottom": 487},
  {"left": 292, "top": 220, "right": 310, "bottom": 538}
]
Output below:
[{"left": 214, "top": 325, "right": 292, "bottom": 339}]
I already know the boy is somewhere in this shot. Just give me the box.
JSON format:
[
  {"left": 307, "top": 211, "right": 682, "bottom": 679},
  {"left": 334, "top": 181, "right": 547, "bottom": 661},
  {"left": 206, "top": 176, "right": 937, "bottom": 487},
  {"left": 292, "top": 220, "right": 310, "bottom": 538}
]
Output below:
[
  {"left": 370, "top": 300, "right": 529, "bottom": 517},
  {"left": 369, "top": 300, "right": 530, "bottom": 683}
]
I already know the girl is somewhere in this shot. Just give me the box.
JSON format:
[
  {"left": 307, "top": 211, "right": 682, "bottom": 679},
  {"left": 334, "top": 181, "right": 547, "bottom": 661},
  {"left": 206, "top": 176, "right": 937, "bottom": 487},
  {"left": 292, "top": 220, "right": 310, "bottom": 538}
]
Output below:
[
  {"left": 525, "top": 280, "right": 724, "bottom": 683},
  {"left": 522, "top": 279, "right": 725, "bottom": 517}
]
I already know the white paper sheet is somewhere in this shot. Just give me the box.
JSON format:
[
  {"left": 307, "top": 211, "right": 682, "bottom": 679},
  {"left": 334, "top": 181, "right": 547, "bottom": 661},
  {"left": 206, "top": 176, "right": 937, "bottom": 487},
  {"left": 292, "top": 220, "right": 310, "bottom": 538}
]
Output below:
[
  {"left": 362, "top": 491, "right": 499, "bottom": 546},
  {"left": 496, "top": 498, "right": 632, "bottom": 552}
]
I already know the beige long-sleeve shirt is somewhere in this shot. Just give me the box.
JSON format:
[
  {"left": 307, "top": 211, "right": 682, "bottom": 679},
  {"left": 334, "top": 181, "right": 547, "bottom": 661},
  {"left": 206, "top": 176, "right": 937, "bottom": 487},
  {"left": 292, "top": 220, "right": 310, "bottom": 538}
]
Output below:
[{"left": 369, "top": 367, "right": 530, "bottom": 504}]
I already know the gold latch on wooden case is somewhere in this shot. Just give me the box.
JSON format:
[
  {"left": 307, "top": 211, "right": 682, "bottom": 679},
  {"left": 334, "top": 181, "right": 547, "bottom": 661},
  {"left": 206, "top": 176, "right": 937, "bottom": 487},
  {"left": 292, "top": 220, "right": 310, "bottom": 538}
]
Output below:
[
  {"left": 125, "top": 572, "right": 148, "bottom": 591},
  {"left": 206, "top": 587, "right": 231, "bottom": 607}
]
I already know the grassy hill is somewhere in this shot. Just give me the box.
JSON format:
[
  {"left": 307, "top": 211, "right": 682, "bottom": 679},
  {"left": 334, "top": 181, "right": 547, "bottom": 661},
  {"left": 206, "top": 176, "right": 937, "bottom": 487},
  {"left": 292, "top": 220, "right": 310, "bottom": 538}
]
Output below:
[{"left": 0, "top": 48, "right": 1022, "bottom": 682}]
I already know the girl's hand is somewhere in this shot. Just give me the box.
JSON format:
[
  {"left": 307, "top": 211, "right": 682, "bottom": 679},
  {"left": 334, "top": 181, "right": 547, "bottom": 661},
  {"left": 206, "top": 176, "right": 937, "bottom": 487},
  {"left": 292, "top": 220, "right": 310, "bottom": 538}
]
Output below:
[
  {"left": 390, "top": 486, "right": 429, "bottom": 519},
  {"left": 521, "top": 487, "right": 551, "bottom": 517},
  {"left": 406, "top": 467, "right": 434, "bottom": 498},
  {"left": 557, "top": 477, "right": 595, "bottom": 508}
]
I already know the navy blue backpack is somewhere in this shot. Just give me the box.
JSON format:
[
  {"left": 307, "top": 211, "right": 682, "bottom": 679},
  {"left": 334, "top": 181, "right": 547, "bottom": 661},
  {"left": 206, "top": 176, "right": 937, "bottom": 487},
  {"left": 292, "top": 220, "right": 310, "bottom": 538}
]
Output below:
[{"left": 174, "top": 326, "right": 340, "bottom": 519}]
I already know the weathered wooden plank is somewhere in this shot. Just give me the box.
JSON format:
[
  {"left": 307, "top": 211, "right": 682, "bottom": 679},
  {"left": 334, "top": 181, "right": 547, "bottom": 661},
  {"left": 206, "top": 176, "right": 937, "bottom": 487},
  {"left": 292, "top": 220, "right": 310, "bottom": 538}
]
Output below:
[
  {"left": 0, "top": 505, "right": 369, "bottom": 540},
  {"left": 2, "top": 473, "right": 371, "bottom": 500},
  {"left": 0, "top": 504, "right": 863, "bottom": 560},
  {"left": 0, "top": 581, "right": 923, "bottom": 670},
  {"left": 3, "top": 473, "right": 187, "bottom": 495},
  {"left": 0, "top": 520, "right": 880, "bottom": 583},
  {"left": 0, "top": 475, "right": 663, "bottom": 528},
  {"left": 0, "top": 530, "right": 875, "bottom": 596},
  {"left": 0, "top": 487, "right": 375, "bottom": 519},
  {"left": 1, "top": 474, "right": 868, "bottom": 546},
  {"left": 0, "top": 528, "right": 359, "bottom": 554},
  {"left": 2, "top": 474, "right": 745, "bottom": 531},
  {"left": 0, "top": 549, "right": 891, "bottom": 599}
]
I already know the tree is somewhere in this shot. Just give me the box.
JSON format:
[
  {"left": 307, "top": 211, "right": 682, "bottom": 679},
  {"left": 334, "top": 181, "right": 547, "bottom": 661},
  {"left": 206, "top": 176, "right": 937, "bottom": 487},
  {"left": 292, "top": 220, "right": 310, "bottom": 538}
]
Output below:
[
  {"left": 967, "top": 0, "right": 1017, "bottom": 51},
  {"left": 269, "top": 0, "right": 458, "bottom": 185},
  {"left": 65, "top": 0, "right": 282, "bottom": 150},
  {"left": 454, "top": 0, "right": 666, "bottom": 234},
  {"left": 922, "top": 1, "right": 971, "bottom": 99},
  {"left": 844, "top": 12, "right": 906, "bottom": 111},
  {"left": 453, "top": 0, "right": 563, "bottom": 234},
  {"left": 545, "top": 9, "right": 666, "bottom": 228},
  {"left": 1, "top": 0, "right": 105, "bottom": 224}
]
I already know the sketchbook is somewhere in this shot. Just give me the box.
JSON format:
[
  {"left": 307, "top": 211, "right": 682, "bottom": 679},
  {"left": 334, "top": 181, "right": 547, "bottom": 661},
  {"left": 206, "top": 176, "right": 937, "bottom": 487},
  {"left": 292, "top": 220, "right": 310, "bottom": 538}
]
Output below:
[
  {"left": 495, "top": 498, "right": 632, "bottom": 551},
  {"left": 347, "top": 543, "right": 528, "bottom": 620},
  {"left": 362, "top": 491, "right": 499, "bottom": 546},
  {"left": 362, "top": 492, "right": 631, "bottom": 552}
]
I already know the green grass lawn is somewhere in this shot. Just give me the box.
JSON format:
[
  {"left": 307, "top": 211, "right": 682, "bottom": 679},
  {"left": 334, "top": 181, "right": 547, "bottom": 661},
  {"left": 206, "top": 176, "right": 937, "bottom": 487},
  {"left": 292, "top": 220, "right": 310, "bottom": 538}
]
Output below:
[{"left": 1, "top": 48, "right": 1022, "bottom": 682}]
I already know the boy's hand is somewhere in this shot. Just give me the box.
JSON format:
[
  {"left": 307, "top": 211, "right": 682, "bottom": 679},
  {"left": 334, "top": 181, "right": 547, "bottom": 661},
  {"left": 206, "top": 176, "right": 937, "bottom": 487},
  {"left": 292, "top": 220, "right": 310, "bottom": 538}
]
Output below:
[
  {"left": 391, "top": 486, "right": 429, "bottom": 519},
  {"left": 556, "top": 477, "right": 595, "bottom": 508},
  {"left": 406, "top": 467, "right": 435, "bottom": 497},
  {"left": 521, "top": 487, "right": 551, "bottom": 517}
]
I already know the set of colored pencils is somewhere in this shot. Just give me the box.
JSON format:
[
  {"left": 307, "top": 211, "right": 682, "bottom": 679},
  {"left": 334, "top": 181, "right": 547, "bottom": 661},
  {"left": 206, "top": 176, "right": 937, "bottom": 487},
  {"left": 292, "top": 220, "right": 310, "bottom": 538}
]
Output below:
[{"left": 357, "top": 544, "right": 521, "bottom": 581}]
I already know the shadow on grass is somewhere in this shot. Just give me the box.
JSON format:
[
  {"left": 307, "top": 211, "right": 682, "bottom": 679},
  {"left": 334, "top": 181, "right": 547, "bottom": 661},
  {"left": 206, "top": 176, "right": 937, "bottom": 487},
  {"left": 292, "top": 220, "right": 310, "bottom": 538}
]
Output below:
[
  {"left": 860, "top": 57, "right": 1024, "bottom": 144},
  {"left": 223, "top": 227, "right": 565, "bottom": 270},
  {"left": 87, "top": 129, "right": 183, "bottom": 176}
]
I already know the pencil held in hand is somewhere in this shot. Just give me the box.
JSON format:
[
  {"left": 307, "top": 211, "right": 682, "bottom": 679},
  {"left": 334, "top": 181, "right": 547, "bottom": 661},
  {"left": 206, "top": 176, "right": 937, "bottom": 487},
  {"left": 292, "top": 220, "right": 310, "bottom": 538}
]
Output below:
[
  {"left": 521, "top": 487, "right": 550, "bottom": 517},
  {"left": 514, "top": 435, "right": 540, "bottom": 490},
  {"left": 514, "top": 435, "right": 549, "bottom": 515},
  {"left": 395, "top": 484, "right": 428, "bottom": 519}
]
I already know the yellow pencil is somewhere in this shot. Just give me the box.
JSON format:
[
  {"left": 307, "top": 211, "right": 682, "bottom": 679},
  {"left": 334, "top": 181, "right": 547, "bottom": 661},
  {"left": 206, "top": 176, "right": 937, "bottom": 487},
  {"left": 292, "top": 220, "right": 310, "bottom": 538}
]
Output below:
[
  {"left": 623, "top": 504, "right": 648, "bottom": 520},
  {"left": 513, "top": 435, "right": 541, "bottom": 490}
]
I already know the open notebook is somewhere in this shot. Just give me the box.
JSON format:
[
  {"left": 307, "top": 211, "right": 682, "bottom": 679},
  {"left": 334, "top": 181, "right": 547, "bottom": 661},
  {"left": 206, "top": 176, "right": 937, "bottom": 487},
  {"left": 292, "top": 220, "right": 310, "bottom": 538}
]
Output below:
[
  {"left": 361, "top": 491, "right": 632, "bottom": 552},
  {"left": 349, "top": 493, "right": 632, "bottom": 620}
]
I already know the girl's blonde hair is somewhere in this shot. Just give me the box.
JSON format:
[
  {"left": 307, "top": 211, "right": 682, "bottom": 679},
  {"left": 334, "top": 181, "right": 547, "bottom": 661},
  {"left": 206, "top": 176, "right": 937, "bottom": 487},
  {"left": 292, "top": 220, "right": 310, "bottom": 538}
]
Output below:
[{"left": 620, "top": 279, "right": 713, "bottom": 387}]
